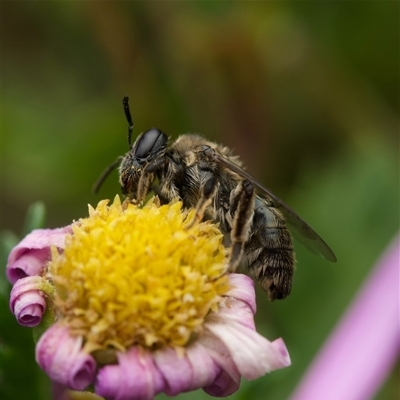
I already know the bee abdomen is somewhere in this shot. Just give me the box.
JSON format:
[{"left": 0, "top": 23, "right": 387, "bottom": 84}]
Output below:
[
  {"left": 247, "top": 247, "right": 295, "bottom": 300},
  {"left": 256, "top": 227, "right": 293, "bottom": 248}
]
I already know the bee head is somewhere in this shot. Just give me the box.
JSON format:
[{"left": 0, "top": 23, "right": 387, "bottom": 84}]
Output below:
[
  {"left": 119, "top": 128, "right": 168, "bottom": 197},
  {"left": 92, "top": 97, "right": 169, "bottom": 197}
]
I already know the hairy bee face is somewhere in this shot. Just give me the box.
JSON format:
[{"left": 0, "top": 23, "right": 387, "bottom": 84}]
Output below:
[
  {"left": 119, "top": 128, "right": 168, "bottom": 198},
  {"left": 118, "top": 152, "right": 142, "bottom": 196}
]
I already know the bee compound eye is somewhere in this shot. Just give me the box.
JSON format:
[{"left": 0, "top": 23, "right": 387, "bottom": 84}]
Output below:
[{"left": 135, "top": 128, "right": 165, "bottom": 159}]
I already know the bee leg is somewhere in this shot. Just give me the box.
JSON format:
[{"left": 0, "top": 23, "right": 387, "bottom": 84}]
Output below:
[
  {"left": 186, "top": 175, "right": 218, "bottom": 229},
  {"left": 136, "top": 158, "right": 167, "bottom": 203},
  {"left": 136, "top": 172, "right": 154, "bottom": 203},
  {"left": 229, "top": 179, "right": 255, "bottom": 271}
]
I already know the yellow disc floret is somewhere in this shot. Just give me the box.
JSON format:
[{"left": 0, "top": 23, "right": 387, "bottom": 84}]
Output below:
[{"left": 50, "top": 196, "right": 229, "bottom": 352}]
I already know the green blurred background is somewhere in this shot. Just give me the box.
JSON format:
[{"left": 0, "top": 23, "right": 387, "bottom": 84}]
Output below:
[{"left": 1, "top": 2, "right": 399, "bottom": 400}]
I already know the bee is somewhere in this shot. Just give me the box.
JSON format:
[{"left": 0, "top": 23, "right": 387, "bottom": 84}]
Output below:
[{"left": 94, "top": 96, "right": 337, "bottom": 300}]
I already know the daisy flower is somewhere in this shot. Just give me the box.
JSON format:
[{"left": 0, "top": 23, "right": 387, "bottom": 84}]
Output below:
[{"left": 7, "top": 196, "right": 290, "bottom": 399}]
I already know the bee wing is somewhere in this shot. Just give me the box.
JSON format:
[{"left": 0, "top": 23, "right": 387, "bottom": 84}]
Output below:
[{"left": 213, "top": 153, "right": 337, "bottom": 262}]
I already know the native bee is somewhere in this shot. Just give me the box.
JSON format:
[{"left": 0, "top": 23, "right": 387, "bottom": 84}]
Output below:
[{"left": 94, "top": 96, "right": 336, "bottom": 300}]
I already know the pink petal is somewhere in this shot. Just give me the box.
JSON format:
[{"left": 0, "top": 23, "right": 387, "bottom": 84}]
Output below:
[
  {"left": 225, "top": 273, "right": 257, "bottom": 314},
  {"left": 152, "top": 347, "right": 194, "bottom": 396},
  {"left": 6, "top": 227, "right": 71, "bottom": 284},
  {"left": 184, "top": 342, "right": 221, "bottom": 390},
  {"left": 36, "top": 323, "right": 96, "bottom": 390},
  {"left": 216, "top": 297, "right": 255, "bottom": 330},
  {"left": 203, "top": 369, "right": 241, "bottom": 397},
  {"left": 192, "top": 332, "right": 240, "bottom": 397},
  {"left": 205, "top": 315, "right": 290, "bottom": 380},
  {"left": 197, "top": 271, "right": 290, "bottom": 394},
  {"left": 196, "top": 330, "right": 242, "bottom": 396},
  {"left": 289, "top": 234, "right": 400, "bottom": 400},
  {"left": 7, "top": 249, "right": 49, "bottom": 284},
  {"left": 97, "top": 345, "right": 226, "bottom": 400},
  {"left": 153, "top": 344, "right": 237, "bottom": 397},
  {"left": 96, "top": 347, "right": 164, "bottom": 400},
  {"left": 9, "top": 276, "right": 46, "bottom": 327}
]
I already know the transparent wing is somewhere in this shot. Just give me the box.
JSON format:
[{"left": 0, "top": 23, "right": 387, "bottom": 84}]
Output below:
[{"left": 213, "top": 153, "right": 337, "bottom": 262}]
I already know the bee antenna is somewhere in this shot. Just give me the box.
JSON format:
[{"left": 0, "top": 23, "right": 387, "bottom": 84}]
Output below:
[
  {"left": 123, "top": 95, "right": 134, "bottom": 148},
  {"left": 92, "top": 157, "right": 122, "bottom": 194}
]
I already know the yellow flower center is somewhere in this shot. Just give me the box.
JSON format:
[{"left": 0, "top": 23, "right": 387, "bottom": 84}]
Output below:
[{"left": 50, "top": 196, "right": 229, "bottom": 353}]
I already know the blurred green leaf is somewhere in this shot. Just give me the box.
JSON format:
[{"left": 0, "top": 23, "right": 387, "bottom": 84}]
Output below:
[
  {"left": 0, "top": 231, "right": 19, "bottom": 267},
  {"left": 21, "top": 201, "right": 46, "bottom": 237},
  {"left": 0, "top": 231, "right": 19, "bottom": 298}
]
